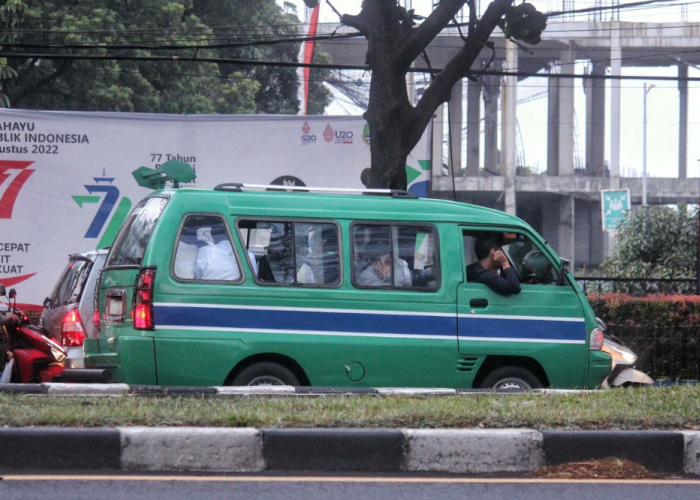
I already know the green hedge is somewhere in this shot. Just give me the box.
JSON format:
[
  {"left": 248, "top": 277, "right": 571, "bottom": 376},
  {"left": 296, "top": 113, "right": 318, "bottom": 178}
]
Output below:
[{"left": 588, "top": 294, "right": 700, "bottom": 380}]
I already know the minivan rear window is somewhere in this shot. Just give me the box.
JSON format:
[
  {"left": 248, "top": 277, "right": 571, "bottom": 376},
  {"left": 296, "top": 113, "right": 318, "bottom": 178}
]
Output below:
[
  {"left": 49, "top": 258, "right": 91, "bottom": 307},
  {"left": 107, "top": 197, "right": 168, "bottom": 267}
]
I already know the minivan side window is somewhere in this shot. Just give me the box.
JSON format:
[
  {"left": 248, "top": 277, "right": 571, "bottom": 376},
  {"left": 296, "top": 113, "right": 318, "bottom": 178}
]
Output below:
[
  {"left": 237, "top": 220, "right": 341, "bottom": 286},
  {"left": 464, "top": 230, "right": 559, "bottom": 286},
  {"left": 173, "top": 215, "right": 243, "bottom": 282},
  {"left": 352, "top": 224, "right": 439, "bottom": 290},
  {"left": 107, "top": 197, "right": 168, "bottom": 267}
]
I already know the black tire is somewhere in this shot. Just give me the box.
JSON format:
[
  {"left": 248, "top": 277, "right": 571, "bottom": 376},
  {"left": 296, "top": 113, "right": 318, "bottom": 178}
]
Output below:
[
  {"left": 231, "top": 362, "right": 300, "bottom": 386},
  {"left": 479, "top": 366, "right": 543, "bottom": 391}
]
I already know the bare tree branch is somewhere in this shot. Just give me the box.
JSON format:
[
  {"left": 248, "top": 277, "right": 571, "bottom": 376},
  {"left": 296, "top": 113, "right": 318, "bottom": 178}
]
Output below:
[
  {"left": 341, "top": 13, "right": 370, "bottom": 36},
  {"left": 406, "top": 0, "right": 514, "bottom": 148},
  {"left": 396, "top": 0, "right": 467, "bottom": 72}
]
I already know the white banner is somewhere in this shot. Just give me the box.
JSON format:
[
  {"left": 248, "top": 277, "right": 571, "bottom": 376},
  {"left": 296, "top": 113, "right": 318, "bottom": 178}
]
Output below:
[{"left": 0, "top": 109, "right": 431, "bottom": 306}]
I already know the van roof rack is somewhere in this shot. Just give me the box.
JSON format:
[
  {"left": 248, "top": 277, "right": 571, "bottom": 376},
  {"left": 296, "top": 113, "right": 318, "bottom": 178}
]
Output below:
[{"left": 213, "top": 183, "right": 418, "bottom": 199}]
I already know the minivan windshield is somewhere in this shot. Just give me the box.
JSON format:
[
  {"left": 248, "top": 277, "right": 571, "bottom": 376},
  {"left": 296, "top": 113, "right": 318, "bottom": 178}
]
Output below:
[{"left": 107, "top": 197, "right": 168, "bottom": 267}]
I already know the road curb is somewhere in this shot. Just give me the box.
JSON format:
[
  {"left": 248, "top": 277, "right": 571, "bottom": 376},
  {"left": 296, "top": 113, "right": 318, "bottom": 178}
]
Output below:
[
  {"left": 0, "top": 428, "right": 696, "bottom": 475},
  {"left": 404, "top": 429, "right": 544, "bottom": 473},
  {"left": 542, "top": 430, "right": 686, "bottom": 473},
  {"left": 0, "top": 383, "right": 594, "bottom": 397}
]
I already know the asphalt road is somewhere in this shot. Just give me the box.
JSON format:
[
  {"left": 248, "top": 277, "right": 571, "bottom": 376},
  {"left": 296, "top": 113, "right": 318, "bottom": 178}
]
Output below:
[{"left": 1, "top": 474, "right": 700, "bottom": 500}]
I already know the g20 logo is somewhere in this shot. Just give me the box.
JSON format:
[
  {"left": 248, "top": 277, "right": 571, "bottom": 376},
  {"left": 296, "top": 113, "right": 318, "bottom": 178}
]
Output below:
[{"left": 72, "top": 177, "right": 132, "bottom": 249}]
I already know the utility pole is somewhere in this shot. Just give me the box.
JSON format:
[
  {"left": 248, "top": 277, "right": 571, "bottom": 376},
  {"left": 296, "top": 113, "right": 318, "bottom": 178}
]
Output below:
[{"left": 642, "top": 83, "right": 654, "bottom": 206}]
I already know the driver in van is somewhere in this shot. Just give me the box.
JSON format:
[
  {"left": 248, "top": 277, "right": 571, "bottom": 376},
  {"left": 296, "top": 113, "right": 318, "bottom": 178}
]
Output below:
[{"left": 466, "top": 236, "right": 521, "bottom": 295}]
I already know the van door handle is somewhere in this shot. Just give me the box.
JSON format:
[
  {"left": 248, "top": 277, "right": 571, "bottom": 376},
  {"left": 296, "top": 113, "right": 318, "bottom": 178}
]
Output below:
[{"left": 470, "top": 298, "right": 488, "bottom": 308}]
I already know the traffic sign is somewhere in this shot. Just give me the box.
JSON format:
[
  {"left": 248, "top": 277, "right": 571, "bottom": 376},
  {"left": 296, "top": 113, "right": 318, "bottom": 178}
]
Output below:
[{"left": 601, "top": 189, "right": 630, "bottom": 232}]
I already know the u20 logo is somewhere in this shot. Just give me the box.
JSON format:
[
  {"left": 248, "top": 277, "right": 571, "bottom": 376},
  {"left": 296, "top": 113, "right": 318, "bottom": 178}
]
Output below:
[{"left": 72, "top": 177, "right": 132, "bottom": 249}]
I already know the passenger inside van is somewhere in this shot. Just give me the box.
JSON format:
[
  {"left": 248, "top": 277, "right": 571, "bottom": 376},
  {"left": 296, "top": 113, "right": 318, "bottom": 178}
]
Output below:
[
  {"left": 466, "top": 236, "right": 521, "bottom": 295},
  {"left": 354, "top": 236, "right": 412, "bottom": 287},
  {"left": 173, "top": 217, "right": 256, "bottom": 282}
]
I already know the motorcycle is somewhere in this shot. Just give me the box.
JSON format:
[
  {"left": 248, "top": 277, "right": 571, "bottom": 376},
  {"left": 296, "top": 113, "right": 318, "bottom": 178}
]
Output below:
[
  {"left": 598, "top": 318, "right": 654, "bottom": 388},
  {"left": 0, "top": 285, "right": 66, "bottom": 383}
]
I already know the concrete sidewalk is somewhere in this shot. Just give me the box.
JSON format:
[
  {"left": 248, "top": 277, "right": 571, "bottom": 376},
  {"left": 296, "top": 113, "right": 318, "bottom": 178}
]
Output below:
[{"left": 0, "top": 427, "right": 698, "bottom": 476}]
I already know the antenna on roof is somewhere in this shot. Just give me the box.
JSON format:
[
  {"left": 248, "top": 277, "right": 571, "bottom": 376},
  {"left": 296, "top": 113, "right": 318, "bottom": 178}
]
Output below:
[{"left": 132, "top": 160, "right": 196, "bottom": 190}]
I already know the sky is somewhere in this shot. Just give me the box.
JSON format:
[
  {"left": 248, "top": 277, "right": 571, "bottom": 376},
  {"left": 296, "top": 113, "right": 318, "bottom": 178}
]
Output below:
[{"left": 281, "top": 0, "right": 700, "bottom": 179}]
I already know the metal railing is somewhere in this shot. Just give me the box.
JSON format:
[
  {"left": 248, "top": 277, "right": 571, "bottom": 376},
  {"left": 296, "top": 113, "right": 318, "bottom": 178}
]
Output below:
[
  {"left": 607, "top": 325, "right": 700, "bottom": 381},
  {"left": 575, "top": 277, "right": 697, "bottom": 297}
]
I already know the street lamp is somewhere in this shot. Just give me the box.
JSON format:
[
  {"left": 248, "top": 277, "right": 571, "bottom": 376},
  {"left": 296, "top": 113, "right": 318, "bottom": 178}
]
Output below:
[{"left": 642, "top": 83, "right": 655, "bottom": 205}]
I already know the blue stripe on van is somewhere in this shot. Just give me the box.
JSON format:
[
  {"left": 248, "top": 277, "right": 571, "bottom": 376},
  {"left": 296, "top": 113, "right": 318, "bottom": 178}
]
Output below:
[
  {"left": 154, "top": 304, "right": 455, "bottom": 337},
  {"left": 458, "top": 316, "right": 586, "bottom": 343},
  {"left": 153, "top": 304, "right": 586, "bottom": 344}
]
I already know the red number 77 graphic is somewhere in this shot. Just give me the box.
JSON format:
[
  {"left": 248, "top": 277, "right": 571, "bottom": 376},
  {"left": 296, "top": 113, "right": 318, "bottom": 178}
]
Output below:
[{"left": 0, "top": 160, "right": 35, "bottom": 219}]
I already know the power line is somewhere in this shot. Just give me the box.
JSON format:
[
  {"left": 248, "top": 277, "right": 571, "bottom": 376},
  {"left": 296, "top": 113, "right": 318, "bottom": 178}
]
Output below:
[{"left": 2, "top": 51, "right": 700, "bottom": 82}]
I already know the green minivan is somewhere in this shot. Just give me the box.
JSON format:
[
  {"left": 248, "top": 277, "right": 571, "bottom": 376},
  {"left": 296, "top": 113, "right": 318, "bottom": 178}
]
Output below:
[{"left": 84, "top": 184, "right": 612, "bottom": 389}]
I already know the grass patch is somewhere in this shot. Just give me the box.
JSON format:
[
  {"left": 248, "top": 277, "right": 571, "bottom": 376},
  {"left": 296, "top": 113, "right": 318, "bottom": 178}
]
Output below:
[{"left": 1, "top": 385, "right": 699, "bottom": 429}]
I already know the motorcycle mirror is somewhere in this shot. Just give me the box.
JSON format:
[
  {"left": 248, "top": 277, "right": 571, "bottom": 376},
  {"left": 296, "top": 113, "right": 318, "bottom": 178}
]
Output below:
[
  {"left": 0, "top": 285, "right": 5, "bottom": 297},
  {"left": 8, "top": 289, "right": 16, "bottom": 300}
]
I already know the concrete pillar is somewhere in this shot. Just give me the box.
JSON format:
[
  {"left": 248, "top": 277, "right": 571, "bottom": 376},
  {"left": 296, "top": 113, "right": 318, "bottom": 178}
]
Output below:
[
  {"left": 483, "top": 74, "right": 500, "bottom": 174},
  {"left": 541, "top": 195, "right": 575, "bottom": 268},
  {"left": 679, "top": 64, "right": 688, "bottom": 179},
  {"left": 448, "top": 80, "right": 463, "bottom": 177},
  {"left": 558, "top": 48, "right": 576, "bottom": 176},
  {"left": 466, "top": 80, "right": 481, "bottom": 176},
  {"left": 590, "top": 199, "right": 606, "bottom": 266},
  {"left": 502, "top": 41, "right": 518, "bottom": 215},
  {"left": 609, "top": 22, "right": 621, "bottom": 179},
  {"left": 547, "top": 74, "right": 559, "bottom": 176},
  {"left": 431, "top": 105, "right": 444, "bottom": 178},
  {"left": 585, "top": 62, "right": 606, "bottom": 177},
  {"left": 559, "top": 195, "right": 575, "bottom": 268}
]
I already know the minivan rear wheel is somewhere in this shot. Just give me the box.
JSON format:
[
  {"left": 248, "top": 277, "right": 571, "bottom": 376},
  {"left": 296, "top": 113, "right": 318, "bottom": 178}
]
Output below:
[
  {"left": 479, "top": 366, "right": 543, "bottom": 391},
  {"left": 231, "top": 362, "right": 300, "bottom": 386}
]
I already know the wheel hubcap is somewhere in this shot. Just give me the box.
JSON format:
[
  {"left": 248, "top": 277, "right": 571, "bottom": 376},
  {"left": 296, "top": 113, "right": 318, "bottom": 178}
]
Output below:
[{"left": 247, "top": 375, "right": 286, "bottom": 386}]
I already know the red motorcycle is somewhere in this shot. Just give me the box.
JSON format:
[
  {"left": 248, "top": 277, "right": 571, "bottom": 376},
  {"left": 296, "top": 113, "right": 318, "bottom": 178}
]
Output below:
[{"left": 0, "top": 286, "right": 66, "bottom": 383}]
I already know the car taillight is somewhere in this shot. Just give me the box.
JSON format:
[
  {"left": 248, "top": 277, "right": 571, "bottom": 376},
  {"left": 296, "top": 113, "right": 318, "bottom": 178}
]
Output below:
[
  {"left": 93, "top": 270, "right": 102, "bottom": 332},
  {"left": 132, "top": 268, "right": 155, "bottom": 330},
  {"left": 62, "top": 308, "right": 87, "bottom": 346},
  {"left": 589, "top": 327, "right": 605, "bottom": 351},
  {"left": 93, "top": 309, "right": 100, "bottom": 330}
]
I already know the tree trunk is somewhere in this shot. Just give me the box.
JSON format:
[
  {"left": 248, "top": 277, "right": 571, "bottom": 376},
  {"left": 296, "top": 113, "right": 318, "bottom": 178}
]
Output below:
[{"left": 364, "top": 67, "right": 413, "bottom": 189}]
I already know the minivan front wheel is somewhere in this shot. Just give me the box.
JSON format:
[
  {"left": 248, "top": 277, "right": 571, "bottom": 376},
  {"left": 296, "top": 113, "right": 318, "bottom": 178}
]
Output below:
[
  {"left": 231, "top": 362, "right": 300, "bottom": 386},
  {"left": 480, "top": 366, "right": 543, "bottom": 391}
]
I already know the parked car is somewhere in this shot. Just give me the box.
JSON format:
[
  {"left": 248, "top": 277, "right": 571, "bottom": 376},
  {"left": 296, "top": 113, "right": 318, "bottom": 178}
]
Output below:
[{"left": 41, "top": 249, "right": 108, "bottom": 368}]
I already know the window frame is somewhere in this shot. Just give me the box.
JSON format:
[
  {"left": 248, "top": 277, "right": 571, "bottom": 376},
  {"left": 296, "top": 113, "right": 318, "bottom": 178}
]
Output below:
[
  {"left": 461, "top": 226, "right": 562, "bottom": 287},
  {"left": 350, "top": 220, "right": 441, "bottom": 292},
  {"left": 170, "top": 212, "right": 245, "bottom": 285},
  {"left": 235, "top": 216, "right": 344, "bottom": 289}
]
